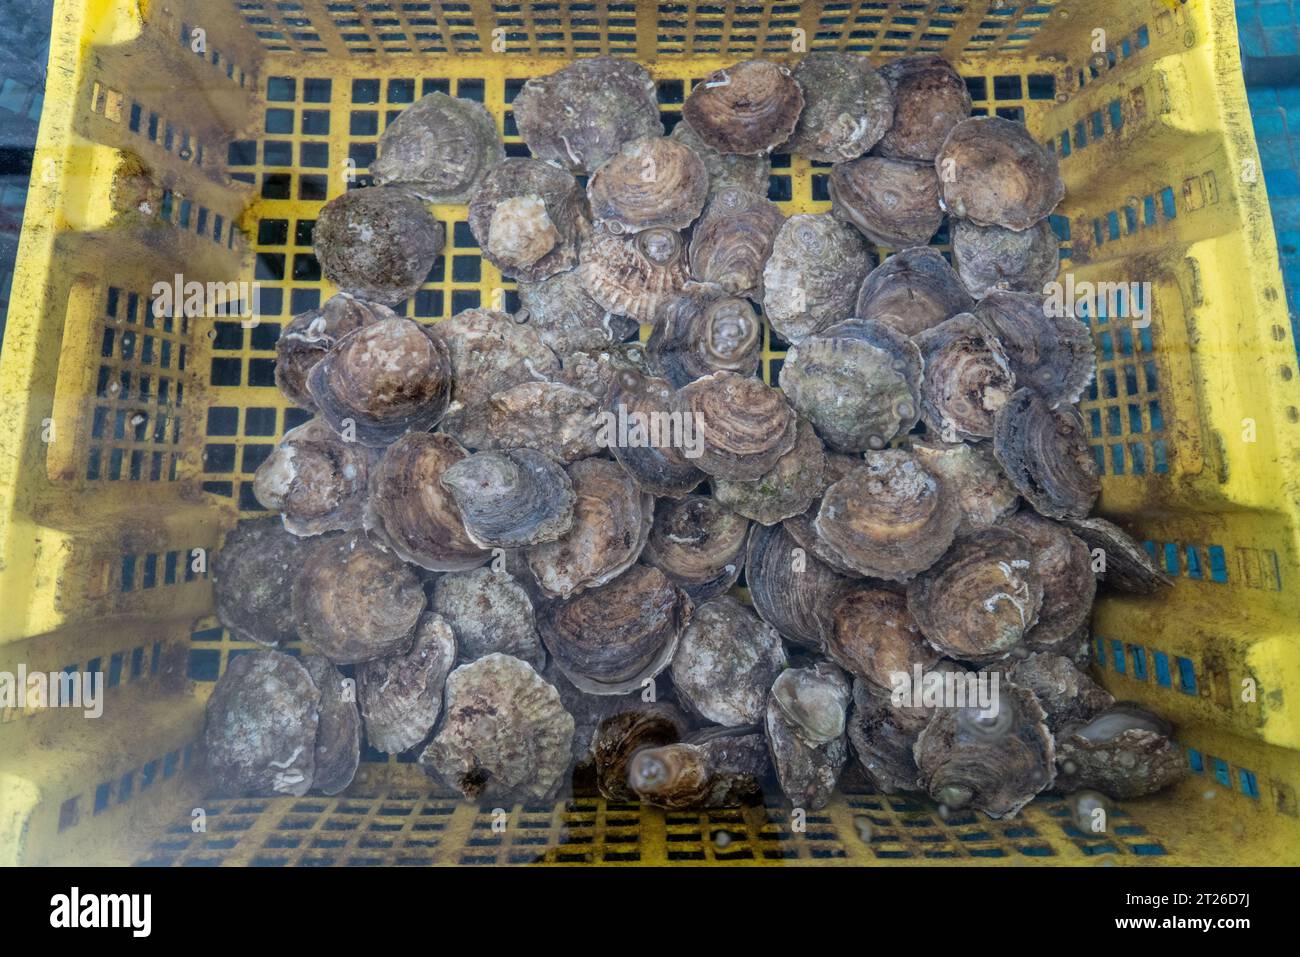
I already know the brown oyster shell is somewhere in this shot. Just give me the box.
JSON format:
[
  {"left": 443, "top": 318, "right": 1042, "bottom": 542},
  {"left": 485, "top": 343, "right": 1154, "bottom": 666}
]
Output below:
[
  {"left": 952, "top": 219, "right": 1060, "bottom": 299},
  {"left": 781, "top": 452, "right": 875, "bottom": 578},
  {"left": 593, "top": 704, "right": 691, "bottom": 802},
  {"left": 876, "top": 56, "right": 972, "bottom": 162},
  {"left": 276, "top": 295, "right": 397, "bottom": 410},
  {"left": 641, "top": 494, "right": 749, "bottom": 602},
  {"left": 1000, "top": 652, "right": 1113, "bottom": 733},
  {"left": 824, "top": 585, "right": 937, "bottom": 694},
  {"left": 914, "top": 312, "right": 1016, "bottom": 442},
  {"left": 526, "top": 457, "right": 654, "bottom": 599},
  {"left": 1063, "top": 516, "right": 1173, "bottom": 593},
  {"left": 745, "top": 522, "right": 849, "bottom": 650},
  {"left": 253, "top": 417, "right": 378, "bottom": 537},
  {"left": 512, "top": 57, "right": 662, "bottom": 175},
  {"left": 764, "top": 213, "right": 874, "bottom": 343},
  {"left": 786, "top": 52, "right": 894, "bottom": 162},
  {"left": 671, "top": 595, "right": 787, "bottom": 726},
  {"left": 213, "top": 517, "right": 314, "bottom": 647},
  {"left": 1054, "top": 704, "right": 1186, "bottom": 799},
  {"left": 847, "top": 679, "right": 923, "bottom": 794},
  {"left": 357, "top": 611, "right": 457, "bottom": 754},
  {"left": 516, "top": 269, "right": 638, "bottom": 354},
  {"left": 676, "top": 371, "right": 798, "bottom": 481},
  {"left": 937, "top": 116, "right": 1065, "bottom": 230},
  {"left": 603, "top": 371, "right": 706, "bottom": 498},
  {"left": 629, "top": 727, "right": 770, "bottom": 809},
  {"left": 468, "top": 158, "right": 590, "bottom": 281},
  {"left": 855, "top": 245, "right": 974, "bottom": 337},
  {"left": 370, "top": 93, "right": 504, "bottom": 203},
  {"left": 578, "top": 224, "right": 690, "bottom": 324},
  {"left": 364, "top": 431, "right": 489, "bottom": 572},
  {"left": 647, "top": 288, "right": 762, "bottom": 388},
  {"left": 1000, "top": 510, "right": 1096, "bottom": 651},
  {"left": 993, "top": 388, "right": 1101, "bottom": 520},
  {"left": 301, "top": 654, "right": 361, "bottom": 794},
  {"left": 910, "top": 439, "right": 1019, "bottom": 535},
  {"left": 814, "top": 450, "right": 961, "bottom": 582},
  {"left": 481, "top": 379, "right": 604, "bottom": 463},
  {"left": 432, "top": 567, "right": 545, "bottom": 670},
  {"left": 766, "top": 662, "right": 851, "bottom": 809},
  {"left": 439, "top": 448, "right": 576, "bottom": 549},
  {"left": 687, "top": 187, "right": 785, "bottom": 302},
  {"left": 670, "top": 119, "right": 772, "bottom": 196},
  {"left": 830, "top": 156, "right": 943, "bottom": 248},
  {"left": 419, "top": 653, "right": 575, "bottom": 800},
  {"left": 587, "top": 135, "right": 709, "bottom": 233},
  {"left": 683, "top": 60, "right": 804, "bottom": 156},
  {"left": 973, "top": 291, "right": 1095, "bottom": 408},
  {"left": 313, "top": 186, "right": 444, "bottom": 306},
  {"left": 537, "top": 563, "right": 692, "bottom": 695},
  {"left": 560, "top": 341, "right": 652, "bottom": 406},
  {"left": 306, "top": 316, "right": 452, "bottom": 447},
  {"left": 711, "top": 417, "right": 827, "bottom": 526}
]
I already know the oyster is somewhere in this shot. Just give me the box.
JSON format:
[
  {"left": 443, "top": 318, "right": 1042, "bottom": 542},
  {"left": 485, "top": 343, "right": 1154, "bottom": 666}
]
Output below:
[
  {"left": 1054, "top": 704, "right": 1187, "bottom": 799},
  {"left": 951, "top": 219, "right": 1060, "bottom": 298},
  {"left": 213, "top": 516, "right": 313, "bottom": 647},
  {"left": 419, "top": 653, "right": 575, "bottom": 800},
  {"left": 830, "top": 156, "right": 943, "bottom": 248},
  {"left": 824, "top": 585, "right": 938, "bottom": 694},
  {"left": 676, "top": 371, "right": 798, "bottom": 481},
  {"left": 647, "top": 289, "right": 762, "bottom": 388},
  {"left": 876, "top": 56, "right": 972, "bottom": 162},
  {"left": 910, "top": 439, "right": 1019, "bottom": 534},
  {"left": 846, "top": 679, "right": 924, "bottom": 795},
  {"left": 905, "top": 526, "right": 1043, "bottom": 664},
  {"left": 512, "top": 57, "right": 662, "bottom": 175},
  {"left": 671, "top": 595, "right": 787, "bottom": 725},
  {"left": 1063, "top": 516, "right": 1173, "bottom": 593},
  {"left": 1000, "top": 510, "right": 1096, "bottom": 651},
  {"left": 813, "top": 451, "right": 961, "bottom": 582},
  {"left": 526, "top": 457, "right": 654, "bottom": 599},
  {"left": 745, "top": 522, "right": 849, "bottom": 650},
  {"left": 1002, "top": 652, "right": 1113, "bottom": 733},
  {"left": 641, "top": 495, "right": 749, "bottom": 601},
  {"left": 604, "top": 371, "right": 706, "bottom": 498},
  {"left": 561, "top": 341, "right": 652, "bottom": 406},
  {"left": 516, "top": 269, "right": 638, "bottom": 354},
  {"left": 670, "top": 119, "right": 771, "bottom": 196},
  {"left": 786, "top": 51, "right": 894, "bottom": 162},
  {"left": 764, "top": 213, "right": 874, "bottom": 343},
  {"left": 628, "top": 727, "right": 771, "bottom": 809},
  {"left": 854, "top": 245, "right": 974, "bottom": 337},
  {"left": 973, "top": 291, "right": 1095, "bottom": 408},
  {"left": 781, "top": 451, "right": 874, "bottom": 578},
  {"left": 432, "top": 567, "right": 546, "bottom": 670},
  {"left": 301, "top": 654, "right": 361, "bottom": 795},
  {"left": 993, "top": 388, "right": 1101, "bottom": 520},
  {"left": 313, "top": 186, "right": 444, "bottom": 306},
  {"left": 306, "top": 316, "right": 453, "bottom": 447},
  {"left": 357, "top": 611, "right": 457, "bottom": 754},
  {"left": 682, "top": 60, "right": 805, "bottom": 156},
  {"left": 481, "top": 380, "right": 604, "bottom": 464},
  {"left": 711, "top": 417, "right": 827, "bottom": 525},
  {"left": 365, "top": 431, "right": 490, "bottom": 571},
  {"left": 937, "top": 116, "right": 1065, "bottom": 230},
  {"left": 370, "top": 93, "right": 504, "bottom": 203},
  {"left": 914, "top": 312, "right": 1016, "bottom": 442},
  {"left": 766, "top": 662, "right": 852, "bottom": 809},
  {"left": 439, "top": 449, "right": 576, "bottom": 549},
  {"left": 779, "top": 318, "right": 922, "bottom": 453},
  {"left": 468, "top": 158, "right": 590, "bottom": 281},
  {"left": 275, "top": 295, "right": 397, "bottom": 410},
  {"left": 587, "top": 135, "right": 708, "bottom": 233},
  {"left": 253, "top": 417, "right": 377, "bottom": 537},
  {"left": 537, "top": 563, "right": 692, "bottom": 695},
  {"left": 579, "top": 224, "right": 690, "bottom": 324},
  {"left": 686, "top": 187, "right": 785, "bottom": 302},
  {"left": 593, "top": 704, "right": 691, "bottom": 801}
]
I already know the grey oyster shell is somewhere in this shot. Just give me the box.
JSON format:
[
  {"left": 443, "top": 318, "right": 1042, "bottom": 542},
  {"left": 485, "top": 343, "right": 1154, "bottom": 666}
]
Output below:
[
  {"left": 973, "top": 291, "right": 1095, "bottom": 409},
  {"left": 439, "top": 448, "right": 576, "bottom": 549},
  {"left": 301, "top": 654, "right": 361, "bottom": 795},
  {"left": 763, "top": 213, "right": 874, "bottom": 343},
  {"left": 993, "top": 388, "right": 1101, "bottom": 520},
  {"left": 683, "top": 60, "right": 804, "bottom": 156},
  {"left": 358, "top": 612, "right": 457, "bottom": 754},
  {"left": 676, "top": 371, "right": 798, "bottom": 481},
  {"left": 276, "top": 295, "right": 397, "bottom": 410},
  {"left": 647, "top": 287, "right": 762, "bottom": 388},
  {"left": 830, "top": 156, "right": 943, "bottom": 248},
  {"left": 786, "top": 51, "right": 894, "bottom": 162},
  {"left": 370, "top": 93, "right": 504, "bottom": 203},
  {"left": 671, "top": 595, "right": 788, "bottom": 726},
  {"left": 1000, "top": 510, "right": 1096, "bottom": 652},
  {"left": 253, "top": 417, "right": 378, "bottom": 537},
  {"left": 936, "top": 116, "right": 1065, "bottom": 231},
  {"left": 913, "top": 312, "right": 1016, "bottom": 442},
  {"left": 481, "top": 380, "right": 604, "bottom": 464},
  {"left": 1001, "top": 652, "right": 1113, "bottom": 733},
  {"left": 766, "top": 662, "right": 852, "bottom": 809},
  {"left": 1054, "top": 705, "right": 1187, "bottom": 799},
  {"left": 711, "top": 417, "right": 828, "bottom": 526},
  {"left": 745, "top": 522, "right": 849, "bottom": 650},
  {"left": 579, "top": 224, "right": 690, "bottom": 325},
  {"left": 910, "top": 439, "right": 1019, "bottom": 535},
  {"left": 604, "top": 370, "right": 706, "bottom": 498},
  {"left": 854, "top": 245, "right": 974, "bottom": 337},
  {"left": 468, "top": 158, "right": 591, "bottom": 281},
  {"left": 213, "top": 516, "right": 315, "bottom": 647},
  {"left": 628, "top": 729, "right": 771, "bottom": 809},
  {"left": 951, "top": 218, "right": 1060, "bottom": 299},
  {"left": 876, "top": 55, "right": 972, "bottom": 162},
  {"left": 670, "top": 119, "right": 772, "bottom": 196},
  {"left": 587, "top": 135, "right": 709, "bottom": 233},
  {"left": 432, "top": 567, "right": 546, "bottom": 670},
  {"left": 1063, "top": 516, "right": 1173, "bottom": 593},
  {"left": 686, "top": 186, "right": 785, "bottom": 302},
  {"left": 641, "top": 494, "right": 749, "bottom": 601},
  {"left": 516, "top": 269, "right": 638, "bottom": 354}
]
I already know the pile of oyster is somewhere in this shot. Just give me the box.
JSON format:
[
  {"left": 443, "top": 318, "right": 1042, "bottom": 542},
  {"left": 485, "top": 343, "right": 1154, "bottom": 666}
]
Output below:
[{"left": 204, "top": 54, "right": 1185, "bottom": 820}]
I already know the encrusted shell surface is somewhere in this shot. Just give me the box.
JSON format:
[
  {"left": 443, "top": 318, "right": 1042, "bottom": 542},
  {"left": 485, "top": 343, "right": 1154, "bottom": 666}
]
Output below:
[
  {"left": 481, "top": 380, "right": 604, "bottom": 463},
  {"left": 1063, "top": 516, "right": 1173, "bottom": 593},
  {"left": 937, "top": 116, "right": 1065, "bottom": 230},
  {"left": 1002, "top": 652, "right": 1113, "bottom": 733},
  {"left": 526, "top": 457, "right": 654, "bottom": 599},
  {"left": 628, "top": 730, "right": 770, "bottom": 809},
  {"left": 587, "top": 135, "right": 709, "bottom": 233},
  {"left": 560, "top": 341, "right": 652, "bottom": 406},
  {"left": 313, "top": 186, "right": 445, "bottom": 305},
  {"left": 683, "top": 60, "right": 805, "bottom": 156},
  {"left": 973, "top": 291, "right": 1095, "bottom": 408},
  {"left": 641, "top": 494, "right": 749, "bottom": 601},
  {"left": 914, "top": 312, "right": 1016, "bottom": 442},
  {"left": 765, "top": 662, "right": 852, "bottom": 809},
  {"left": 671, "top": 595, "right": 787, "bottom": 726},
  {"left": 213, "top": 517, "right": 314, "bottom": 647},
  {"left": 419, "top": 653, "right": 575, "bottom": 800},
  {"left": 1000, "top": 510, "right": 1096, "bottom": 651},
  {"left": 468, "top": 158, "right": 590, "bottom": 281},
  {"left": 711, "top": 417, "right": 828, "bottom": 525},
  {"left": 779, "top": 318, "right": 922, "bottom": 453},
  {"left": 647, "top": 289, "right": 762, "bottom": 388},
  {"left": 516, "top": 269, "right": 639, "bottom": 354},
  {"left": 676, "top": 371, "right": 798, "bottom": 481},
  {"left": 854, "top": 245, "right": 974, "bottom": 337},
  {"left": 432, "top": 567, "right": 546, "bottom": 670},
  {"left": 439, "top": 448, "right": 576, "bottom": 549},
  {"left": 512, "top": 57, "right": 662, "bottom": 175},
  {"left": 876, "top": 56, "right": 972, "bottom": 162},
  {"left": 370, "top": 93, "right": 504, "bottom": 203},
  {"left": 745, "top": 522, "right": 849, "bottom": 650},
  {"left": 202, "top": 650, "right": 318, "bottom": 797},
  {"left": 830, "top": 156, "right": 943, "bottom": 248},
  {"left": 993, "top": 388, "right": 1101, "bottom": 520},
  {"left": 357, "top": 611, "right": 457, "bottom": 754},
  {"left": 301, "top": 654, "right": 361, "bottom": 795},
  {"left": 306, "top": 316, "right": 453, "bottom": 447},
  {"left": 253, "top": 417, "right": 378, "bottom": 537},
  {"left": 579, "top": 225, "right": 690, "bottom": 324},
  {"left": 276, "top": 295, "right": 397, "bottom": 410},
  {"left": 604, "top": 371, "right": 706, "bottom": 498},
  {"left": 910, "top": 439, "right": 1019, "bottom": 534},
  {"left": 764, "top": 213, "right": 874, "bottom": 343},
  {"left": 687, "top": 187, "right": 785, "bottom": 302},
  {"left": 1054, "top": 705, "right": 1187, "bottom": 799},
  {"left": 824, "top": 585, "right": 937, "bottom": 693},
  {"left": 670, "top": 119, "right": 772, "bottom": 196},
  {"left": 537, "top": 563, "right": 692, "bottom": 695},
  {"left": 952, "top": 219, "right": 1059, "bottom": 298},
  {"left": 786, "top": 52, "right": 894, "bottom": 162},
  {"left": 365, "top": 431, "right": 490, "bottom": 571},
  {"left": 593, "top": 704, "right": 691, "bottom": 801}
]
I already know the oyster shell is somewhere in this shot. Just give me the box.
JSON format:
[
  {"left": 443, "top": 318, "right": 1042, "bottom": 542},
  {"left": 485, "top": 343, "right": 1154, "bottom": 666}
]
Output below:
[
  {"left": 526, "top": 457, "right": 654, "bottom": 599},
  {"left": 711, "top": 417, "right": 827, "bottom": 525},
  {"left": 764, "top": 213, "right": 874, "bottom": 343},
  {"left": 628, "top": 728, "right": 771, "bottom": 809},
  {"left": 306, "top": 316, "right": 453, "bottom": 447},
  {"left": 641, "top": 494, "right": 749, "bottom": 601},
  {"left": 824, "top": 585, "right": 938, "bottom": 694},
  {"left": 561, "top": 341, "right": 652, "bottom": 406},
  {"left": 365, "top": 431, "right": 490, "bottom": 571},
  {"left": 779, "top": 318, "right": 922, "bottom": 453},
  {"left": 937, "top": 116, "right": 1065, "bottom": 230},
  {"left": 213, "top": 517, "right": 314, "bottom": 647},
  {"left": 1000, "top": 510, "right": 1096, "bottom": 651},
  {"left": 432, "top": 567, "right": 546, "bottom": 670},
  {"left": 276, "top": 295, "right": 397, "bottom": 410},
  {"left": 830, "top": 156, "right": 943, "bottom": 248},
  {"left": 370, "top": 93, "right": 504, "bottom": 203},
  {"left": 876, "top": 56, "right": 972, "bottom": 162},
  {"left": 1054, "top": 704, "right": 1187, "bottom": 799},
  {"left": 683, "top": 60, "right": 805, "bottom": 156},
  {"left": 604, "top": 370, "right": 706, "bottom": 498},
  {"left": 468, "top": 158, "right": 590, "bottom": 281},
  {"left": 671, "top": 595, "right": 787, "bottom": 726},
  {"left": 516, "top": 269, "right": 639, "bottom": 354},
  {"left": 670, "top": 119, "right": 772, "bottom": 196},
  {"left": 357, "top": 611, "right": 457, "bottom": 754},
  {"left": 1063, "top": 516, "right": 1173, "bottom": 593},
  {"left": 686, "top": 187, "right": 785, "bottom": 302},
  {"left": 676, "top": 371, "right": 798, "bottom": 481},
  {"left": 512, "top": 57, "right": 662, "bottom": 175},
  {"left": 913, "top": 312, "right": 1016, "bottom": 442},
  {"left": 419, "top": 653, "right": 575, "bottom": 800},
  {"left": 745, "top": 522, "right": 849, "bottom": 650},
  {"left": 587, "top": 135, "right": 709, "bottom": 233},
  {"left": 579, "top": 224, "right": 690, "bottom": 324},
  {"left": 781, "top": 452, "right": 874, "bottom": 578},
  {"left": 253, "top": 417, "right": 378, "bottom": 537},
  {"left": 910, "top": 439, "right": 1019, "bottom": 534},
  {"left": 847, "top": 678, "right": 942, "bottom": 794},
  {"left": 647, "top": 289, "right": 762, "bottom": 388},
  {"left": 973, "top": 291, "right": 1095, "bottom": 408},
  {"left": 1001, "top": 652, "right": 1113, "bottom": 733},
  {"left": 765, "top": 662, "right": 852, "bottom": 809},
  {"left": 952, "top": 219, "right": 1060, "bottom": 299},
  {"left": 993, "top": 388, "right": 1101, "bottom": 520},
  {"left": 480, "top": 380, "right": 604, "bottom": 464},
  {"left": 593, "top": 704, "right": 692, "bottom": 801},
  {"left": 439, "top": 448, "right": 576, "bottom": 549},
  {"left": 537, "top": 563, "right": 692, "bottom": 695},
  {"left": 854, "top": 245, "right": 974, "bottom": 337},
  {"left": 786, "top": 51, "right": 894, "bottom": 162},
  {"left": 313, "top": 186, "right": 445, "bottom": 306},
  {"left": 301, "top": 654, "right": 361, "bottom": 795}
]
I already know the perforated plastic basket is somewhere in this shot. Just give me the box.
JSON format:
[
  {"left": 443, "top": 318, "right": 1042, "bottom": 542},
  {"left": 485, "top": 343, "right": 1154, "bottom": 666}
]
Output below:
[{"left": 2, "top": 0, "right": 1298, "bottom": 866}]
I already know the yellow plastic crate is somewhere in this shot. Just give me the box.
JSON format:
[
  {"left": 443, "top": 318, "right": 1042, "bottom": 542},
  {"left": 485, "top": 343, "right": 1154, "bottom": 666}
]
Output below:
[{"left": 1, "top": 0, "right": 1298, "bottom": 867}]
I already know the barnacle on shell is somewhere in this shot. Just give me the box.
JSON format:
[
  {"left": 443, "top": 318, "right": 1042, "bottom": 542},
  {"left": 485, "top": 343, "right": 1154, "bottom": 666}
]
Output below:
[
  {"left": 432, "top": 567, "right": 546, "bottom": 670},
  {"left": 357, "top": 612, "right": 457, "bottom": 754},
  {"left": 830, "top": 156, "right": 943, "bottom": 248},
  {"left": 670, "top": 119, "right": 771, "bottom": 196},
  {"left": 641, "top": 494, "right": 749, "bottom": 601},
  {"left": 745, "top": 522, "right": 849, "bottom": 650},
  {"left": 711, "top": 417, "right": 828, "bottom": 526},
  {"left": 439, "top": 448, "right": 576, "bottom": 549},
  {"left": 973, "top": 291, "right": 1095, "bottom": 408},
  {"left": 910, "top": 439, "right": 1019, "bottom": 534},
  {"left": 1054, "top": 704, "right": 1186, "bottom": 799},
  {"left": 301, "top": 654, "right": 361, "bottom": 795},
  {"left": 786, "top": 52, "right": 894, "bottom": 162},
  {"left": 914, "top": 312, "right": 1016, "bottom": 442},
  {"left": 603, "top": 371, "right": 706, "bottom": 498},
  {"left": 999, "top": 510, "right": 1096, "bottom": 651},
  {"left": 628, "top": 727, "right": 771, "bottom": 809},
  {"left": 213, "top": 517, "right": 315, "bottom": 647},
  {"left": 937, "top": 116, "right": 1065, "bottom": 230},
  {"left": 647, "top": 288, "right": 762, "bottom": 388},
  {"left": 276, "top": 295, "right": 397, "bottom": 410},
  {"left": 686, "top": 187, "right": 785, "bottom": 302},
  {"left": 579, "top": 224, "right": 690, "bottom": 325},
  {"left": 370, "top": 93, "right": 504, "bottom": 203},
  {"left": 766, "top": 662, "right": 852, "bottom": 809},
  {"left": 516, "top": 269, "right": 639, "bottom": 355},
  {"left": 560, "top": 341, "right": 652, "bottom": 406},
  {"left": 876, "top": 55, "right": 972, "bottom": 162},
  {"left": 253, "top": 417, "right": 378, "bottom": 537},
  {"left": 481, "top": 380, "right": 604, "bottom": 464},
  {"left": 951, "top": 219, "right": 1060, "bottom": 299},
  {"left": 854, "top": 245, "right": 974, "bottom": 337},
  {"left": 671, "top": 595, "right": 787, "bottom": 726},
  {"left": 1063, "top": 516, "right": 1173, "bottom": 593},
  {"left": 764, "top": 213, "right": 874, "bottom": 343},
  {"left": 824, "top": 585, "right": 938, "bottom": 694},
  {"left": 993, "top": 387, "right": 1101, "bottom": 520},
  {"left": 683, "top": 60, "right": 805, "bottom": 156},
  {"left": 587, "top": 135, "right": 709, "bottom": 233},
  {"left": 468, "top": 158, "right": 590, "bottom": 281},
  {"left": 676, "top": 371, "right": 798, "bottom": 481}
]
